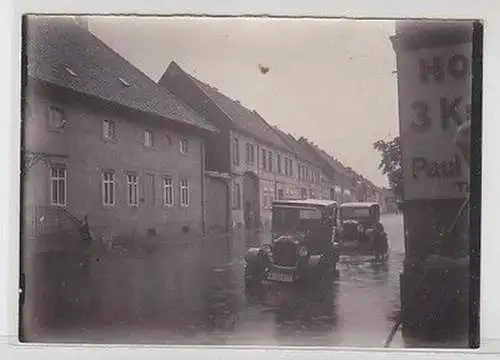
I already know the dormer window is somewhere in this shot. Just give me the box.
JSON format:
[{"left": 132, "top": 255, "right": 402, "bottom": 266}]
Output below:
[
  {"left": 119, "top": 77, "right": 131, "bottom": 87},
  {"left": 64, "top": 66, "right": 77, "bottom": 77}
]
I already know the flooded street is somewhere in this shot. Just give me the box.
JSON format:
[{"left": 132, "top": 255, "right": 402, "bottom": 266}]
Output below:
[
  {"left": 34, "top": 213, "right": 407, "bottom": 347},
  {"left": 221, "top": 213, "right": 406, "bottom": 347}
]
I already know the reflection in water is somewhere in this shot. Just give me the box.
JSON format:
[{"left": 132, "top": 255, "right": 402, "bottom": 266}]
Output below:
[
  {"left": 33, "top": 214, "right": 443, "bottom": 348},
  {"left": 272, "top": 283, "right": 339, "bottom": 338},
  {"left": 201, "top": 266, "right": 239, "bottom": 333}
]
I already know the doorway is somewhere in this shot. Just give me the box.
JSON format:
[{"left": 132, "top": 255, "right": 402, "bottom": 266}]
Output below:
[{"left": 242, "top": 172, "right": 260, "bottom": 230}]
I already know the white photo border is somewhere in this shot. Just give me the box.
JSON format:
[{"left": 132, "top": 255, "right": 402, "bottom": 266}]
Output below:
[{"left": 3, "top": 0, "right": 500, "bottom": 358}]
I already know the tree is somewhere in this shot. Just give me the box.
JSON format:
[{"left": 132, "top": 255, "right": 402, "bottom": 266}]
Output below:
[{"left": 373, "top": 136, "right": 403, "bottom": 199}]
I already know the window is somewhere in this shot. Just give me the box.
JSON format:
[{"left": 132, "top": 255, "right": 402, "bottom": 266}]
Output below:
[
  {"left": 48, "top": 106, "right": 66, "bottom": 129},
  {"left": 102, "top": 171, "right": 115, "bottom": 206},
  {"left": 180, "top": 137, "right": 189, "bottom": 154},
  {"left": 165, "top": 134, "right": 172, "bottom": 146},
  {"left": 50, "top": 165, "right": 66, "bottom": 206},
  {"left": 264, "top": 189, "right": 273, "bottom": 209},
  {"left": 180, "top": 178, "right": 190, "bottom": 207},
  {"left": 278, "top": 189, "right": 284, "bottom": 200},
  {"left": 268, "top": 151, "right": 273, "bottom": 172},
  {"left": 289, "top": 159, "right": 293, "bottom": 177},
  {"left": 284, "top": 157, "right": 289, "bottom": 176},
  {"left": 246, "top": 143, "right": 255, "bottom": 164},
  {"left": 277, "top": 154, "right": 282, "bottom": 175},
  {"left": 262, "top": 149, "right": 267, "bottom": 170},
  {"left": 144, "top": 130, "right": 153, "bottom": 147},
  {"left": 163, "top": 176, "right": 174, "bottom": 206},
  {"left": 103, "top": 120, "right": 116, "bottom": 141},
  {"left": 232, "top": 183, "right": 241, "bottom": 209},
  {"left": 232, "top": 138, "right": 240, "bottom": 165},
  {"left": 127, "top": 174, "right": 139, "bottom": 206}
]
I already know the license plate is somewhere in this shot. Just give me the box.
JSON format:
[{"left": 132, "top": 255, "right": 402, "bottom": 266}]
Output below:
[{"left": 267, "top": 272, "right": 293, "bottom": 282}]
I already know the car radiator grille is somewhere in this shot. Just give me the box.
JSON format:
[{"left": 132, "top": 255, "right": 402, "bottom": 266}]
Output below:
[{"left": 272, "top": 241, "right": 298, "bottom": 266}]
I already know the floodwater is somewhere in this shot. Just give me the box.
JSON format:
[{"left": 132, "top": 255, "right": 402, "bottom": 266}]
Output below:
[{"left": 31, "top": 213, "right": 421, "bottom": 348}]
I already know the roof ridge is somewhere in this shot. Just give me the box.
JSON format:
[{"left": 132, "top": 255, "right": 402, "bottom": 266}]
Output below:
[
  {"left": 84, "top": 30, "right": 217, "bottom": 132},
  {"left": 168, "top": 62, "right": 243, "bottom": 135},
  {"left": 251, "top": 110, "right": 296, "bottom": 154},
  {"left": 170, "top": 63, "right": 293, "bottom": 152},
  {"left": 28, "top": 19, "right": 215, "bottom": 132}
]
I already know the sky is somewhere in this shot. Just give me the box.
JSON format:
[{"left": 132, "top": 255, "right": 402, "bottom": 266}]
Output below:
[{"left": 89, "top": 16, "right": 398, "bottom": 187}]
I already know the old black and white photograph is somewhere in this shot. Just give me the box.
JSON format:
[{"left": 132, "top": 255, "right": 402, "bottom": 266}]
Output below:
[{"left": 19, "top": 15, "right": 481, "bottom": 348}]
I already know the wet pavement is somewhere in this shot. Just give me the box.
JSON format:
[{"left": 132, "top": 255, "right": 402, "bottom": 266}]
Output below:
[{"left": 31, "top": 213, "right": 413, "bottom": 347}]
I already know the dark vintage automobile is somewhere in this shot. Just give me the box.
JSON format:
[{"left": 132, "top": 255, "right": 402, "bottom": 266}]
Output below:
[
  {"left": 338, "top": 202, "right": 389, "bottom": 259},
  {"left": 244, "top": 199, "right": 340, "bottom": 292}
]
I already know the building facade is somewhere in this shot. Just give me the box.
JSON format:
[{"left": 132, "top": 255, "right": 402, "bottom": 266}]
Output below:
[
  {"left": 23, "top": 18, "right": 216, "bottom": 244},
  {"left": 298, "top": 139, "right": 358, "bottom": 203},
  {"left": 159, "top": 62, "right": 330, "bottom": 230}
]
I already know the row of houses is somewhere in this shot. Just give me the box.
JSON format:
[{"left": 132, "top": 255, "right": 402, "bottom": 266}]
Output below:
[{"left": 22, "top": 17, "right": 383, "bottom": 244}]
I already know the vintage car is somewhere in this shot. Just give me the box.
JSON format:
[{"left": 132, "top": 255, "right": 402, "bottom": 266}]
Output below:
[
  {"left": 337, "top": 202, "right": 389, "bottom": 259},
  {"left": 244, "top": 199, "right": 340, "bottom": 292}
]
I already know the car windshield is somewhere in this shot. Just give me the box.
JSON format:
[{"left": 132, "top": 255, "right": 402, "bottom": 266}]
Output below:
[
  {"left": 272, "top": 206, "right": 324, "bottom": 232},
  {"left": 340, "top": 207, "right": 371, "bottom": 220}
]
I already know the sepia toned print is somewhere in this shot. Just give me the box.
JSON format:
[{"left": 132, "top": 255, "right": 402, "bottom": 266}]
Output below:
[{"left": 19, "top": 15, "right": 480, "bottom": 348}]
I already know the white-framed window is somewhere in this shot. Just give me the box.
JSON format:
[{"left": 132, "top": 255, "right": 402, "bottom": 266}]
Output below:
[
  {"left": 261, "top": 149, "right": 267, "bottom": 170},
  {"left": 232, "top": 183, "right": 241, "bottom": 209},
  {"left": 180, "top": 137, "right": 189, "bottom": 154},
  {"left": 127, "top": 173, "right": 139, "bottom": 206},
  {"left": 49, "top": 165, "right": 67, "bottom": 206},
  {"left": 268, "top": 151, "right": 273, "bottom": 172},
  {"left": 103, "top": 119, "right": 117, "bottom": 141},
  {"left": 48, "top": 106, "right": 66, "bottom": 129},
  {"left": 277, "top": 154, "right": 282, "bottom": 175},
  {"left": 180, "top": 178, "right": 190, "bottom": 207},
  {"left": 102, "top": 171, "right": 115, "bottom": 206},
  {"left": 163, "top": 176, "right": 174, "bottom": 206},
  {"left": 144, "top": 130, "right": 153, "bottom": 147},
  {"left": 284, "top": 157, "right": 289, "bottom": 176},
  {"left": 165, "top": 134, "right": 172, "bottom": 146},
  {"left": 246, "top": 143, "right": 255, "bottom": 164}
]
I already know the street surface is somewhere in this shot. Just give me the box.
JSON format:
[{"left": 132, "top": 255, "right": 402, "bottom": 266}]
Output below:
[{"left": 36, "top": 213, "right": 412, "bottom": 347}]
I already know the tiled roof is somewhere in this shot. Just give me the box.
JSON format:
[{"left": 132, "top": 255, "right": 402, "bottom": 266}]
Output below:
[
  {"left": 298, "top": 138, "right": 350, "bottom": 176},
  {"left": 270, "top": 127, "right": 323, "bottom": 168},
  {"left": 164, "top": 62, "right": 292, "bottom": 152},
  {"left": 25, "top": 16, "right": 216, "bottom": 132}
]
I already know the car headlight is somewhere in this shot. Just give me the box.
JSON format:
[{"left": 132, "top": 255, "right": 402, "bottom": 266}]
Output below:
[
  {"left": 357, "top": 224, "right": 364, "bottom": 232},
  {"left": 298, "top": 245, "right": 308, "bottom": 257}
]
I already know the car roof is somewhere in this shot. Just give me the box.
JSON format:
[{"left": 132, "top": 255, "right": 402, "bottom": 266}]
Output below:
[
  {"left": 340, "top": 202, "right": 379, "bottom": 208},
  {"left": 273, "top": 199, "right": 338, "bottom": 207}
]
